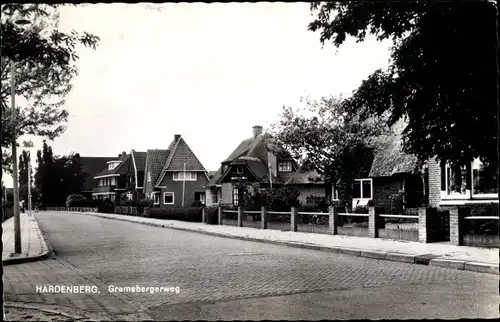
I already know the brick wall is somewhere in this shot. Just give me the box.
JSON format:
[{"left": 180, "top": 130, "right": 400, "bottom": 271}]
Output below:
[
  {"left": 158, "top": 172, "right": 209, "bottom": 207},
  {"left": 372, "top": 177, "right": 403, "bottom": 214},
  {"left": 428, "top": 158, "right": 442, "bottom": 207}
]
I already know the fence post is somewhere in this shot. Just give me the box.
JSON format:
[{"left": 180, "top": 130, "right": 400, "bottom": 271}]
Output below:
[
  {"left": 368, "top": 206, "right": 379, "bottom": 238},
  {"left": 290, "top": 207, "right": 297, "bottom": 232},
  {"left": 450, "top": 206, "right": 469, "bottom": 246},
  {"left": 218, "top": 206, "right": 222, "bottom": 225},
  {"left": 329, "top": 206, "right": 338, "bottom": 235},
  {"left": 261, "top": 206, "right": 267, "bottom": 229},
  {"left": 202, "top": 207, "right": 206, "bottom": 224},
  {"left": 237, "top": 207, "right": 243, "bottom": 227}
]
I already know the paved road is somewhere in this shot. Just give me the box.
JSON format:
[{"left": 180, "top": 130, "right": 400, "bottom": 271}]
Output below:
[{"left": 4, "top": 212, "right": 498, "bottom": 320}]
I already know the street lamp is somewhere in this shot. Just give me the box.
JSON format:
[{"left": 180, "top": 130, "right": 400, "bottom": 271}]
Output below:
[
  {"left": 11, "top": 18, "right": 31, "bottom": 254},
  {"left": 22, "top": 141, "right": 34, "bottom": 217}
]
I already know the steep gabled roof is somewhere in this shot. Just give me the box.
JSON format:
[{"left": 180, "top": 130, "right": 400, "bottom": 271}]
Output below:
[
  {"left": 79, "top": 156, "right": 116, "bottom": 191},
  {"left": 208, "top": 133, "right": 296, "bottom": 187},
  {"left": 368, "top": 119, "right": 419, "bottom": 177},
  {"left": 144, "top": 149, "right": 170, "bottom": 187},
  {"left": 155, "top": 136, "right": 207, "bottom": 186},
  {"left": 131, "top": 150, "right": 146, "bottom": 188},
  {"left": 131, "top": 151, "right": 147, "bottom": 172}
]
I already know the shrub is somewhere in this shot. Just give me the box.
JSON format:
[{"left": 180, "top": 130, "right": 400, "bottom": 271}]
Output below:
[
  {"left": 69, "top": 198, "right": 100, "bottom": 207},
  {"left": 2, "top": 201, "right": 14, "bottom": 223},
  {"left": 97, "top": 200, "right": 115, "bottom": 213},
  {"left": 121, "top": 198, "right": 153, "bottom": 207},
  {"left": 191, "top": 200, "right": 203, "bottom": 207},
  {"left": 242, "top": 183, "right": 301, "bottom": 211},
  {"left": 205, "top": 206, "right": 219, "bottom": 225},
  {"left": 147, "top": 207, "right": 202, "bottom": 222},
  {"left": 66, "top": 194, "right": 85, "bottom": 207}
]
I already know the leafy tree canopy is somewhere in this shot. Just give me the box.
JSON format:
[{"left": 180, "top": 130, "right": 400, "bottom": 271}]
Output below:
[
  {"left": 270, "top": 96, "right": 388, "bottom": 203},
  {"left": 1, "top": 4, "right": 99, "bottom": 172},
  {"left": 309, "top": 1, "right": 497, "bottom": 168},
  {"left": 35, "top": 140, "right": 86, "bottom": 206}
]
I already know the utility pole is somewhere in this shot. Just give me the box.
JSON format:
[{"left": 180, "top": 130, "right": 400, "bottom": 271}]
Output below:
[
  {"left": 11, "top": 61, "right": 21, "bottom": 254},
  {"left": 182, "top": 162, "right": 186, "bottom": 207}
]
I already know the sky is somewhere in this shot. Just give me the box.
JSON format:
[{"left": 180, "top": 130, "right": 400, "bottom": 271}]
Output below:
[{"left": 3, "top": 3, "right": 392, "bottom": 188}]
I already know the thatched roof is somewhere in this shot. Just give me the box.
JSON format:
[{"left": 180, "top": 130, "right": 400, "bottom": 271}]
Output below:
[{"left": 368, "top": 119, "right": 419, "bottom": 177}]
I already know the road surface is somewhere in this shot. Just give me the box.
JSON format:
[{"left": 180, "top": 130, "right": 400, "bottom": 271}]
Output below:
[{"left": 4, "top": 211, "right": 498, "bottom": 320}]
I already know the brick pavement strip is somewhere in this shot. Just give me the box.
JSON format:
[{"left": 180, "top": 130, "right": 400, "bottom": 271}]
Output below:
[
  {"left": 53, "top": 211, "right": 499, "bottom": 275},
  {"left": 3, "top": 258, "right": 153, "bottom": 321}
]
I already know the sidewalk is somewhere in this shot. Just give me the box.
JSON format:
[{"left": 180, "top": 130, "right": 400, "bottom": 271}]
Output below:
[
  {"left": 48, "top": 211, "right": 498, "bottom": 275},
  {"left": 2, "top": 212, "right": 52, "bottom": 265}
]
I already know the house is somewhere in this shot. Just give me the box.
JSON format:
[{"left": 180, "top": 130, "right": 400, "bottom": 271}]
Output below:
[
  {"left": 205, "top": 125, "right": 327, "bottom": 207},
  {"left": 143, "top": 134, "right": 210, "bottom": 207},
  {"left": 350, "top": 119, "right": 426, "bottom": 213},
  {"left": 79, "top": 156, "right": 116, "bottom": 199},
  {"left": 92, "top": 152, "right": 135, "bottom": 201},
  {"left": 427, "top": 155, "right": 498, "bottom": 207}
]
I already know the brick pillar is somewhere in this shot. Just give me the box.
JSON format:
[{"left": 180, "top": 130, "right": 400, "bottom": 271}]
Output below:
[
  {"left": 218, "top": 206, "right": 222, "bottom": 225},
  {"left": 418, "top": 207, "right": 437, "bottom": 243},
  {"left": 450, "top": 206, "right": 469, "bottom": 246},
  {"left": 202, "top": 207, "right": 206, "bottom": 224},
  {"left": 261, "top": 206, "right": 267, "bottom": 229},
  {"left": 368, "top": 207, "right": 379, "bottom": 238},
  {"left": 237, "top": 207, "right": 243, "bottom": 227},
  {"left": 290, "top": 207, "right": 297, "bottom": 232},
  {"left": 329, "top": 206, "right": 338, "bottom": 235}
]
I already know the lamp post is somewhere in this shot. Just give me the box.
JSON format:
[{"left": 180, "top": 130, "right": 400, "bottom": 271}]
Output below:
[{"left": 11, "top": 18, "right": 31, "bottom": 254}]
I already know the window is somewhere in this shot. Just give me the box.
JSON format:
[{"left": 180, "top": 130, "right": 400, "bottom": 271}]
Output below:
[
  {"left": 152, "top": 192, "right": 160, "bottom": 205},
  {"left": 353, "top": 179, "right": 372, "bottom": 199},
  {"left": 443, "top": 163, "right": 467, "bottom": 197},
  {"left": 108, "top": 162, "right": 120, "bottom": 170},
  {"left": 110, "top": 194, "right": 115, "bottom": 201},
  {"left": 472, "top": 158, "right": 498, "bottom": 196},
  {"left": 236, "top": 166, "right": 244, "bottom": 174},
  {"left": 278, "top": 161, "right": 292, "bottom": 172},
  {"left": 163, "top": 192, "right": 174, "bottom": 204},
  {"left": 173, "top": 172, "right": 197, "bottom": 181},
  {"left": 126, "top": 192, "right": 133, "bottom": 200},
  {"left": 147, "top": 171, "right": 152, "bottom": 182},
  {"left": 194, "top": 192, "right": 205, "bottom": 204},
  {"left": 233, "top": 188, "right": 239, "bottom": 206},
  {"left": 110, "top": 177, "right": 116, "bottom": 186},
  {"left": 212, "top": 192, "right": 218, "bottom": 204}
]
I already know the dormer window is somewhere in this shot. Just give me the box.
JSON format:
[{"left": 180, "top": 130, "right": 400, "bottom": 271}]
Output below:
[
  {"left": 236, "top": 166, "right": 244, "bottom": 174},
  {"left": 107, "top": 161, "right": 121, "bottom": 170},
  {"left": 278, "top": 161, "right": 292, "bottom": 172}
]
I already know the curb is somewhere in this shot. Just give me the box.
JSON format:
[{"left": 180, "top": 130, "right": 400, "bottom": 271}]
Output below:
[
  {"left": 54, "top": 211, "right": 499, "bottom": 276},
  {"left": 2, "top": 215, "right": 54, "bottom": 266}
]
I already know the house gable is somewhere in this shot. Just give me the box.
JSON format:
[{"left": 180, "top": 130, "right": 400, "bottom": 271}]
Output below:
[{"left": 155, "top": 135, "right": 209, "bottom": 186}]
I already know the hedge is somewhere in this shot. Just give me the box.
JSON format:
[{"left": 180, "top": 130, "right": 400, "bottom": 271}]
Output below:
[
  {"left": 205, "top": 206, "right": 219, "bottom": 225},
  {"left": 147, "top": 207, "right": 203, "bottom": 222}
]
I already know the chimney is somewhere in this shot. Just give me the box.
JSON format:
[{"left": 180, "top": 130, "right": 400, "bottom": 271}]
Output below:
[
  {"left": 174, "top": 134, "right": 181, "bottom": 141},
  {"left": 252, "top": 125, "right": 263, "bottom": 139},
  {"left": 122, "top": 151, "right": 126, "bottom": 157}
]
